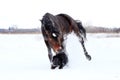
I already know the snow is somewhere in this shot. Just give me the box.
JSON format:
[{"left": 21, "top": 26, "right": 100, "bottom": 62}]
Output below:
[
  {"left": 1, "top": 0, "right": 120, "bottom": 28},
  {"left": 0, "top": 33, "right": 120, "bottom": 80}
]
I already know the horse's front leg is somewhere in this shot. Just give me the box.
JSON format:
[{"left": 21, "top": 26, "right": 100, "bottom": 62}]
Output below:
[
  {"left": 80, "top": 38, "right": 91, "bottom": 61},
  {"left": 44, "top": 40, "right": 53, "bottom": 62}
]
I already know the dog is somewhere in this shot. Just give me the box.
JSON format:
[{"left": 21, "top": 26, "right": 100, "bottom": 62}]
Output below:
[{"left": 51, "top": 52, "right": 68, "bottom": 69}]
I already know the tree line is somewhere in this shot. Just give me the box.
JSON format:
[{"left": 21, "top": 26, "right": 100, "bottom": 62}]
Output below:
[
  {"left": 0, "top": 26, "right": 120, "bottom": 34},
  {"left": 85, "top": 26, "right": 120, "bottom": 33}
]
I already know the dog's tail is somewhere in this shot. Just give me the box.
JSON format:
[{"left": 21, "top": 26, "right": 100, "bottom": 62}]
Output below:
[{"left": 76, "top": 20, "right": 86, "bottom": 40}]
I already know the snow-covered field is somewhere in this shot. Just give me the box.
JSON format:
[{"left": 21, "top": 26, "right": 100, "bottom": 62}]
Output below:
[{"left": 0, "top": 33, "right": 120, "bottom": 80}]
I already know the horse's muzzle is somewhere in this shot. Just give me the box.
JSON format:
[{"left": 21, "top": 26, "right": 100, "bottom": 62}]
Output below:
[{"left": 54, "top": 46, "right": 62, "bottom": 53}]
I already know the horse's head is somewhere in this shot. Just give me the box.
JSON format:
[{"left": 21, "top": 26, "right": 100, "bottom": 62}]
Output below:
[{"left": 41, "top": 13, "right": 63, "bottom": 53}]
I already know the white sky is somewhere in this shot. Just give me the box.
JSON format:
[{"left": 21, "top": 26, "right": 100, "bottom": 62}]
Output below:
[{"left": 0, "top": 0, "right": 120, "bottom": 28}]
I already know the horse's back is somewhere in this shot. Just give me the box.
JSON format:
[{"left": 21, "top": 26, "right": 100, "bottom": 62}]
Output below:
[
  {"left": 42, "top": 13, "right": 83, "bottom": 35},
  {"left": 56, "top": 14, "right": 79, "bottom": 34}
]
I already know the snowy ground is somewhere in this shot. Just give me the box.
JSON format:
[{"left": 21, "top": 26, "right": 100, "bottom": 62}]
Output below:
[{"left": 0, "top": 33, "right": 120, "bottom": 80}]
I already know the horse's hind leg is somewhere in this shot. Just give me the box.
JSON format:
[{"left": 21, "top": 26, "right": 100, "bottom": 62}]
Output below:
[
  {"left": 75, "top": 21, "right": 91, "bottom": 60},
  {"left": 79, "top": 37, "right": 91, "bottom": 61}
]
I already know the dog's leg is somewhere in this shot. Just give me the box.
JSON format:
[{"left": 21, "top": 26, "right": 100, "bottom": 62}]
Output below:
[
  {"left": 51, "top": 65, "right": 57, "bottom": 69},
  {"left": 44, "top": 40, "right": 53, "bottom": 62},
  {"left": 59, "top": 64, "right": 64, "bottom": 69},
  {"left": 79, "top": 37, "right": 91, "bottom": 61}
]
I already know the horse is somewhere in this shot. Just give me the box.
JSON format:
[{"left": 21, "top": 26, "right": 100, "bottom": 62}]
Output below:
[{"left": 40, "top": 13, "right": 91, "bottom": 69}]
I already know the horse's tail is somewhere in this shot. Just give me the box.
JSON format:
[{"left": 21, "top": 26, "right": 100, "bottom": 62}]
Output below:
[{"left": 76, "top": 20, "right": 86, "bottom": 40}]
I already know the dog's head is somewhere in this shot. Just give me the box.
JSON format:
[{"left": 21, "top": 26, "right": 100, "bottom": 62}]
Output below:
[
  {"left": 51, "top": 52, "right": 68, "bottom": 69},
  {"left": 52, "top": 55, "right": 61, "bottom": 66}
]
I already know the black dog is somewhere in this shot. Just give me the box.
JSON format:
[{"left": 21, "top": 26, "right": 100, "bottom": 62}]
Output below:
[{"left": 51, "top": 52, "right": 68, "bottom": 69}]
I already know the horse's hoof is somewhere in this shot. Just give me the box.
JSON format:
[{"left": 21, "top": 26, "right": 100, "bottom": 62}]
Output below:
[{"left": 86, "top": 54, "right": 92, "bottom": 61}]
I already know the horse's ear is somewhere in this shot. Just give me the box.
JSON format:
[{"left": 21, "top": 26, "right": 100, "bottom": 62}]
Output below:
[{"left": 39, "top": 19, "right": 42, "bottom": 22}]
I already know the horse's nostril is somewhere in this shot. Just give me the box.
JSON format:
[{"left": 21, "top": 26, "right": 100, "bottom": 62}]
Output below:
[
  {"left": 58, "top": 46, "right": 62, "bottom": 50},
  {"left": 54, "top": 46, "right": 62, "bottom": 53}
]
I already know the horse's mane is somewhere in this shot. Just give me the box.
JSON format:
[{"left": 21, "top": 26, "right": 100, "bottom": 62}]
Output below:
[{"left": 42, "top": 13, "right": 86, "bottom": 39}]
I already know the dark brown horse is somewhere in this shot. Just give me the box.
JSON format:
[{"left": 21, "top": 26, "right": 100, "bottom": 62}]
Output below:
[{"left": 41, "top": 13, "right": 91, "bottom": 69}]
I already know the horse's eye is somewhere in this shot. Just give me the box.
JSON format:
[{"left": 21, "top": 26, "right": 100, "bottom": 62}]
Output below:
[{"left": 52, "top": 33, "right": 57, "bottom": 38}]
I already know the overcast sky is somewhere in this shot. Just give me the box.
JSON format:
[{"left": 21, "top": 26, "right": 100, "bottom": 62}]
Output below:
[{"left": 0, "top": 0, "right": 120, "bottom": 28}]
